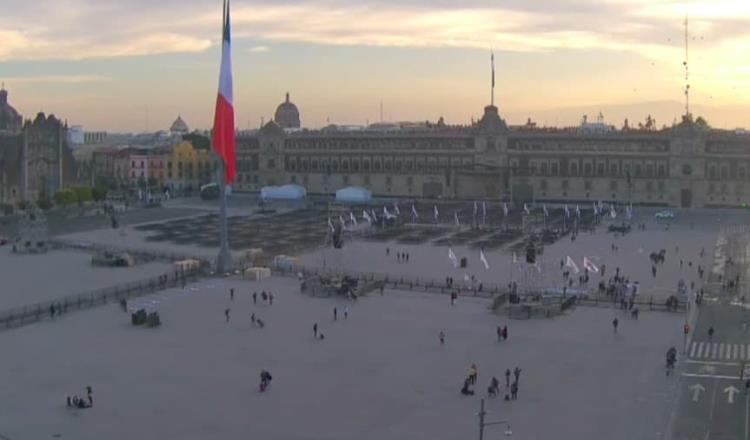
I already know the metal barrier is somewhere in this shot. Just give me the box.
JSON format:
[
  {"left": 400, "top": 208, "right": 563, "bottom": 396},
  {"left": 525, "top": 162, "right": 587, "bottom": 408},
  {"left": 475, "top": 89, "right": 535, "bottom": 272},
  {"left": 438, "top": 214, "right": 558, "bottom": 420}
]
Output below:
[{"left": 0, "top": 268, "right": 202, "bottom": 331}]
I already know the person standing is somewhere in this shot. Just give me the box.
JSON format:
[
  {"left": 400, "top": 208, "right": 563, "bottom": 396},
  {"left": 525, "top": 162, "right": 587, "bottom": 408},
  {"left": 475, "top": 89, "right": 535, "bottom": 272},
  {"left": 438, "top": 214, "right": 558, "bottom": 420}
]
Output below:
[
  {"left": 252, "top": 292, "right": 257, "bottom": 305},
  {"left": 439, "top": 331, "right": 445, "bottom": 344},
  {"left": 230, "top": 288, "right": 234, "bottom": 301},
  {"left": 333, "top": 307, "right": 338, "bottom": 321},
  {"left": 510, "top": 381, "right": 518, "bottom": 400},
  {"left": 343, "top": 307, "right": 348, "bottom": 320},
  {"left": 224, "top": 308, "right": 230, "bottom": 322},
  {"left": 502, "top": 326, "right": 508, "bottom": 341},
  {"left": 612, "top": 317, "right": 619, "bottom": 333},
  {"left": 513, "top": 367, "right": 522, "bottom": 384},
  {"left": 708, "top": 326, "right": 715, "bottom": 340},
  {"left": 496, "top": 325, "right": 502, "bottom": 341},
  {"left": 505, "top": 368, "right": 511, "bottom": 387},
  {"left": 313, "top": 322, "right": 318, "bottom": 338}
]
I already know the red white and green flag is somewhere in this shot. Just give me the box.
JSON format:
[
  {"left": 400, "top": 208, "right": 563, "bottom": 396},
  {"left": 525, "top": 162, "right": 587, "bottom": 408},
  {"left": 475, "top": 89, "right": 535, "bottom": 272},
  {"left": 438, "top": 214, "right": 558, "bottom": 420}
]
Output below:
[{"left": 212, "top": 0, "right": 236, "bottom": 184}]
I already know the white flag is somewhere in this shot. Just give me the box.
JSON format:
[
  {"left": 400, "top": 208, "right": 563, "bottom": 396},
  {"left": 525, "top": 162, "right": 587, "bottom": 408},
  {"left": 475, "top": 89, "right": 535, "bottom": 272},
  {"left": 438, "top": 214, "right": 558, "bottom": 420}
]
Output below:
[
  {"left": 626, "top": 204, "right": 633, "bottom": 220},
  {"left": 592, "top": 202, "right": 598, "bottom": 215},
  {"left": 474, "top": 201, "right": 478, "bottom": 217},
  {"left": 350, "top": 212, "right": 358, "bottom": 226},
  {"left": 411, "top": 204, "right": 418, "bottom": 219},
  {"left": 327, "top": 217, "right": 334, "bottom": 232},
  {"left": 339, "top": 215, "right": 345, "bottom": 227},
  {"left": 583, "top": 256, "right": 599, "bottom": 273},
  {"left": 448, "top": 247, "right": 459, "bottom": 268},
  {"left": 393, "top": 203, "right": 400, "bottom": 215},
  {"left": 512, "top": 252, "right": 518, "bottom": 264},
  {"left": 454, "top": 211, "right": 461, "bottom": 226},
  {"left": 503, "top": 202, "right": 509, "bottom": 217},
  {"left": 524, "top": 203, "right": 530, "bottom": 215},
  {"left": 479, "top": 249, "right": 489, "bottom": 270},
  {"left": 371, "top": 209, "right": 378, "bottom": 222},
  {"left": 384, "top": 206, "right": 395, "bottom": 220},
  {"left": 610, "top": 206, "right": 617, "bottom": 219},
  {"left": 482, "top": 201, "right": 487, "bottom": 221},
  {"left": 363, "top": 210, "right": 372, "bottom": 223},
  {"left": 434, "top": 205, "right": 439, "bottom": 221},
  {"left": 566, "top": 255, "right": 580, "bottom": 274},
  {"left": 543, "top": 204, "right": 549, "bottom": 217},
  {"left": 564, "top": 204, "right": 570, "bottom": 218},
  {"left": 575, "top": 204, "right": 581, "bottom": 218}
]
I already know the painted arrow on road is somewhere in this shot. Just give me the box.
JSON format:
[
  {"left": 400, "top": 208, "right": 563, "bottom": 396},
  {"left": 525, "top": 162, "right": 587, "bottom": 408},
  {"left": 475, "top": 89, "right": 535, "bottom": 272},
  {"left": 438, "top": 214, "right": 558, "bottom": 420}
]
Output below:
[
  {"left": 690, "top": 383, "right": 706, "bottom": 401},
  {"left": 724, "top": 385, "right": 740, "bottom": 404}
]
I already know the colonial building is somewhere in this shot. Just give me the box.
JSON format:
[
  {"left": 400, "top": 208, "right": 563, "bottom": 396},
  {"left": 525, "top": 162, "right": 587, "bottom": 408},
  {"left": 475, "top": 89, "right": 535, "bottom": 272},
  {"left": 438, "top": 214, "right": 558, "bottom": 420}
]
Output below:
[
  {"left": 234, "top": 96, "right": 750, "bottom": 209},
  {"left": 165, "top": 140, "right": 215, "bottom": 194},
  {"left": 0, "top": 86, "right": 75, "bottom": 205}
]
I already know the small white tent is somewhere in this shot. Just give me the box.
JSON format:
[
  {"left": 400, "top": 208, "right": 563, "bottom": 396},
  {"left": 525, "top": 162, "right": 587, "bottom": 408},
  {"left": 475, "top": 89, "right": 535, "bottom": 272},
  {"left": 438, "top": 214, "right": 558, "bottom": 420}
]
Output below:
[
  {"left": 260, "top": 184, "right": 307, "bottom": 200},
  {"left": 335, "top": 186, "right": 372, "bottom": 203}
]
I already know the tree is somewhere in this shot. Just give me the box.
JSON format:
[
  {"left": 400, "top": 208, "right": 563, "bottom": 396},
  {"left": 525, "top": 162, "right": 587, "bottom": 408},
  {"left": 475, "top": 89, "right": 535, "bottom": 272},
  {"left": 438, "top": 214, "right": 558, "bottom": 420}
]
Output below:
[
  {"left": 92, "top": 186, "right": 108, "bottom": 202},
  {"left": 54, "top": 189, "right": 76, "bottom": 207},
  {"left": 37, "top": 193, "right": 52, "bottom": 211},
  {"left": 695, "top": 116, "right": 710, "bottom": 129}
]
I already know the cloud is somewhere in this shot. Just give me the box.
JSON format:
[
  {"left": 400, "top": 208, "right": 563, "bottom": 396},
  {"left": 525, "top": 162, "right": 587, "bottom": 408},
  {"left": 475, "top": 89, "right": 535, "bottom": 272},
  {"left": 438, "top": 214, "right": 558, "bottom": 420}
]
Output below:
[
  {"left": 0, "top": 0, "right": 749, "bottom": 62},
  {"left": 4, "top": 74, "right": 111, "bottom": 84},
  {"left": 248, "top": 45, "right": 270, "bottom": 53}
]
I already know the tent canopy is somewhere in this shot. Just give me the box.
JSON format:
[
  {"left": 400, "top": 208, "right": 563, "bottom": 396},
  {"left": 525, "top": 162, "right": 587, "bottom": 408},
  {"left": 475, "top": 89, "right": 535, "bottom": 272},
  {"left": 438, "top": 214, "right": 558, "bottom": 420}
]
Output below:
[
  {"left": 335, "top": 186, "right": 372, "bottom": 203},
  {"left": 260, "top": 184, "right": 307, "bottom": 200}
]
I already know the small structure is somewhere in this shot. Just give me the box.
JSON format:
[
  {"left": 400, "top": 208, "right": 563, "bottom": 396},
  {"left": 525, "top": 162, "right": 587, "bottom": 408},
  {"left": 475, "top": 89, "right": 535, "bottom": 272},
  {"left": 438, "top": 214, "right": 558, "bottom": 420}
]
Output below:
[
  {"left": 260, "top": 184, "right": 306, "bottom": 201},
  {"left": 13, "top": 207, "right": 48, "bottom": 254},
  {"left": 91, "top": 251, "right": 135, "bottom": 267},
  {"left": 335, "top": 186, "right": 371, "bottom": 204},
  {"left": 173, "top": 259, "right": 201, "bottom": 272},
  {"left": 243, "top": 267, "right": 271, "bottom": 280}
]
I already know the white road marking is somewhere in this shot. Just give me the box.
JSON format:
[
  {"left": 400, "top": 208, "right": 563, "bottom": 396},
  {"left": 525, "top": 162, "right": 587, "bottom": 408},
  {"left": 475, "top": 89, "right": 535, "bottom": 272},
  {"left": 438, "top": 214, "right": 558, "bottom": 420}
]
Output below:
[
  {"left": 682, "top": 373, "right": 741, "bottom": 380},
  {"left": 742, "top": 344, "right": 746, "bottom": 361},
  {"left": 698, "top": 342, "right": 705, "bottom": 358},
  {"left": 720, "top": 343, "right": 726, "bottom": 359},
  {"left": 735, "top": 345, "right": 740, "bottom": 360},
  {"left": 713, "top": 343, "right": 719, "bottom": 359},
  {"left": 686, "top": 359, "right": 743, "bottom": 367},
  {"left": 691, "top": 342, "right": 698, "bottom": 357}
]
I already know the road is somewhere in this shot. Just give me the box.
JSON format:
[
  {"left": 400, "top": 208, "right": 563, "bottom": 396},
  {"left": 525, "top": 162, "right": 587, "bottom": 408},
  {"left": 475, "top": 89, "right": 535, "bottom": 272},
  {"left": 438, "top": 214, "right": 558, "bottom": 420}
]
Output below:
[{"left": 667, "top": 230, "right": 750, "bottom": 440}]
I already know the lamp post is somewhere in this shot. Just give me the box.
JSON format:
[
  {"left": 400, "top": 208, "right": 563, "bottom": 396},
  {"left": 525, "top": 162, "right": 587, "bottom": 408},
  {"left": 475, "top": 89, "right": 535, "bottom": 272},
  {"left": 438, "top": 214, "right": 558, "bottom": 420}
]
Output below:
[{"left": 477, "top": 398, "right": 512, "bottom": 440}]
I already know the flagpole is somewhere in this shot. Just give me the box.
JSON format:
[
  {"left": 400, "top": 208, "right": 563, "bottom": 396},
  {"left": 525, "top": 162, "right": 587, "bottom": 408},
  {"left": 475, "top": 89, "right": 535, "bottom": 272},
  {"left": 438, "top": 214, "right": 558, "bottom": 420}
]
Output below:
[{"left": 217, "top": 158, "right": 232, "bottom": 273}]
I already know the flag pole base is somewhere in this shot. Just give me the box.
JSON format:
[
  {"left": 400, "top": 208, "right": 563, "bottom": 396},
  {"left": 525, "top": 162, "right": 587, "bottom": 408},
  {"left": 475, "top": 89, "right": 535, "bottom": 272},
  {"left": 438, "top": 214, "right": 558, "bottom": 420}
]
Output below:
[{"left": 217, "top": 247, "right": 233, "bottom": 274}]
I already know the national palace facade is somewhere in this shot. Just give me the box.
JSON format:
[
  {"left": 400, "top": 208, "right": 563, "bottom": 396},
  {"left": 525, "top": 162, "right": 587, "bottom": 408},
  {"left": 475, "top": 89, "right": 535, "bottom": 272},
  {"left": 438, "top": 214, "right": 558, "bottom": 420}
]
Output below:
[{"left": 235, "top": 97, "right": 750, "bottom": 209}]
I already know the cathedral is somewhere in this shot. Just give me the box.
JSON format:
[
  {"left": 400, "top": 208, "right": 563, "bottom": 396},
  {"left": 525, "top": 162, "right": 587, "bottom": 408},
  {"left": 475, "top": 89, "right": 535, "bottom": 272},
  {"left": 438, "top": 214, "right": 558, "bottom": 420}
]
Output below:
[
  {"left": 0, "top": 86, "right": 75, "bottom": 207},
  {"left": 233, "top": 94, "right": 750, "bottom": 209}
]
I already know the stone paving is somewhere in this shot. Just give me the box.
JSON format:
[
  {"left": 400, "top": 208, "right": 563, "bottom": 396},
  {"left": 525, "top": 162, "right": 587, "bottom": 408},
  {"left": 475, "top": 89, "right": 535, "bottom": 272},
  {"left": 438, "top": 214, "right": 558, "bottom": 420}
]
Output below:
[{"left": 0, "top": 276, "right": 684, "bottom": 440}]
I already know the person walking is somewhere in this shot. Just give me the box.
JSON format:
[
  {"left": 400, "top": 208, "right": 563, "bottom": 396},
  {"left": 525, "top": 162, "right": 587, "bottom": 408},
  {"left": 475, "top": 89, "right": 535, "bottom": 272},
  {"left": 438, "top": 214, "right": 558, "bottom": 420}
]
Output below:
[
  {"left": 252, "top": 292, "right": 257, "bottom": 305},
  {"left": 513, "top": 367, "right": 522, "bottom": 384},
  {"left": 333, "top": 307, "right": 338, "bottom": 321},
  {"left": 439, "top": 331, "right": 445, "bottom": 344},
  {"left": 496, "top": 325, "right": 502, "bottom": 341},
  {"left": 251, "top": 313, "right": 256, "bottom": 325},
  {"left": 230, "top": 288, "right": 234, "bottom": 301},
  {"left": 344, "top": 307, "right": 348, "bottom": 320},
  {"left": 502, "top": 326, "right": 508, "bottom": 341},
  {"left": 224, "top": 308, "right": 230, "bottom": 322},
  {"left": 505, "top": 368, "right": 511, "bottom": 387},
  {"left": 612, "top": 317, "right": 619, "bottom": 333},
  {"left": 708, "top": 326, "right": 715, "bottom": 340},
  {"left": 469, "top": 363, "right": 479, "bottom": 385},
  {"left": 510, "top": 381, "right": 519, "bottom": 400},
  {"left": 313, "top": 322, "right": 318, "bottom": 338}
]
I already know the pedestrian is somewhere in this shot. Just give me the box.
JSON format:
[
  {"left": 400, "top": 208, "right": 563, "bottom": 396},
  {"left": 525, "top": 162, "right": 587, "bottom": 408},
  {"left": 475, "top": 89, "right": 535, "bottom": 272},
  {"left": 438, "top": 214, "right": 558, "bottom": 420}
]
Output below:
[
  {"left": 708, "top": 326, "right": 714, "bottom": 340},
  {"left": 251, "top": 313, "right": 256, "bottom": 324},
  {"left": 505, "top": 368, "right": 511, "bottom": 387},
  {"left": 261, "top": 291, "right": 267, "bottom": 302},
  {"left": 230, "top": 288, "right": 234, "bottom": 301},
  {"left": 86, "top": 386, "right": 93, "bottom": 406},
  {"left": 510, "top": 381, "right": 518, "bottom": 400},
  {"left": 344, "top": 307, "right": 348, "bottom": 320},
  {"left": 439, "top": 331, "right": 445, "bottom": 344},
  {"left": 496, "top": 325, "right": 502, "bottom": 341},
  {"left": 406, "top": 253, "right": 410, "bottom": 262},
  {"left": 252, "top": 292, "right": 257, "bottom": 304},
  {"left": 513, "top": 367, "right": 521, "bottom": 384},
  {"left": 333, "top": 307, "right": 338, "bottom": 321},
  {"left": 386, "top": 247, "right": 390, "bottom": 256},
  {"left": 451, "top": 292, "right": 457, "bottom": 306},
  {"left": 469, "top": 363, "right": 479, "bottom": 385},
  {"left": 612, "top": 317, "right": 619, "bottom": 333},
  {"left": 224, "top": 308, "right": 230, "bottom": 322},
  {"left": 49, "top": 304, "right": 55, "bottom": 319},
  {"left": 313, "top": 322, "right": 318, "bottom": 338},
  {"left": 502, "top": 325, "right": 508, "bottom": 341}
]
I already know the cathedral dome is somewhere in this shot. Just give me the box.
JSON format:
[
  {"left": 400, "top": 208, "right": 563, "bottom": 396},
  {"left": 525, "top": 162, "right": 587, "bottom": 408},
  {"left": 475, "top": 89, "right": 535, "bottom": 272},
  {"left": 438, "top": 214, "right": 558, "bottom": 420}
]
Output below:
[
  {"left": 0, "top": 86, "right": 22, "bottom": 133},
  {"left": 170, "top": 115, "right": 190, "bottom": 135},
  {"left": 274, "top": 92, "right": 300, "bottom": 129}
]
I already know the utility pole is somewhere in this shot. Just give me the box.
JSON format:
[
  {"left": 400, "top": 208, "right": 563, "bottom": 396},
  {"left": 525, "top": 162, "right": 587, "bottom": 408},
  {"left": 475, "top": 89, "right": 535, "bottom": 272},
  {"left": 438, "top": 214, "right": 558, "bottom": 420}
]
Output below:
[{"left": 477, "top": 398, "right": 512, "bottom": 439}]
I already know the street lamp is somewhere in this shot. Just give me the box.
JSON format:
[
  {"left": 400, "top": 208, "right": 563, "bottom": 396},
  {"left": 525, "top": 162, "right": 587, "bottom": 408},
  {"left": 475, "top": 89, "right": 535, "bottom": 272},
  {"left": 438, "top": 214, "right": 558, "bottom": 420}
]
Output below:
[{"left": 477, "top": 398, "right": 512, "bottom": 439}]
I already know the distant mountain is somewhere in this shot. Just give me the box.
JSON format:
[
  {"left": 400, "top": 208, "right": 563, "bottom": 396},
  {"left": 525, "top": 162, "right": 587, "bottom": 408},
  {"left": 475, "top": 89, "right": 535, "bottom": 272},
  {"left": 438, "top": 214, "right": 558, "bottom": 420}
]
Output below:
[{"left": 504, "top": 100, "right": 750, "bottom": 130}]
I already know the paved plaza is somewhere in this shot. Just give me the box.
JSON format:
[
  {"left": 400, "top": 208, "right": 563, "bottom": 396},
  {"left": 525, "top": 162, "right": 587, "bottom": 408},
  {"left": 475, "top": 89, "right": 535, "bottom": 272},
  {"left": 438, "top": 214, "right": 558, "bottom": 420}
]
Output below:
[
  {"left": 1, "top": 276, "right": 684, "bottom": 440},
  {"left": 0, "top": 246, "right": 173, "bottom": 309},
  {"left": 4, "top": 205, "right": 750, "bottom": 439}
]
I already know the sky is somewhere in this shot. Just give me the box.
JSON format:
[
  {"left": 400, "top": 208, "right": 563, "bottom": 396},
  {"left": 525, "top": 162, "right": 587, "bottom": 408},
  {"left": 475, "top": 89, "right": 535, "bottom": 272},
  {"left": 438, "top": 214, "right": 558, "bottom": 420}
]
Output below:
[{"left": 1, "top": 0, "right": 750, "bottom": 132}]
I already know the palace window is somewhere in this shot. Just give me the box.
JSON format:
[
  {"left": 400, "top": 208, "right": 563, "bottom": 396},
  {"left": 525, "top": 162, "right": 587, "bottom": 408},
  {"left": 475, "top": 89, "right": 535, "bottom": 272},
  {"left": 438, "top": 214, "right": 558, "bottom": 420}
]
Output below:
[
  {"left": 343, "top": 175, "right": 350, "bottom": 185},
  {"left": 597, "top": 163, "right": 605, "bottom": 176},
  {"left": 384, "top": 160, "right": 392, "bottom": 172},
  {"left": 540, "top": 162, "right": 548, "bottom": 175},
  {"left": 570, "top": 163, "right": 579, "bottom": 176},
  {"left": 584, "top": 163, "right": 593, "bottom": 176},
  {"left": 362, "top": 159, "right": 370, "bottom": 172},
  {"left": 395, "top": 161, "right": 402, "bottom": 172},
  {"left": 311, "top": 159, "right": 319, "bottom": 172},
  {"left": 610, "top": 164, "right": 618, "bottom": 176},
  {"left": 645, "top": 164, "right": 654, "bottom": 177},
  {"left": 721, "top": 167, "right": 729, "bottom": 180},
  {"left": 551, "top": 162, "right": 559, "bottom": 176},
  {"left": 331, "top": 160, "right": 339, "bottom": 172},
  {"left": 708, "top": 166, "right": 717, "bottom": 179},
  {"left": 635, "top": 164, "right": 642, "bottom": 177},
  {"left": 352, "top": 160, "right": 360, "bottom": 172},
  {"left": 406, "top": 161, "right": 414, "bottom": 172},
  {"left": 373, "top": 160, "right": 382, "bottom": 172},
  {"left": 657, "top": 164, "right": 666, "bottom": 178}
]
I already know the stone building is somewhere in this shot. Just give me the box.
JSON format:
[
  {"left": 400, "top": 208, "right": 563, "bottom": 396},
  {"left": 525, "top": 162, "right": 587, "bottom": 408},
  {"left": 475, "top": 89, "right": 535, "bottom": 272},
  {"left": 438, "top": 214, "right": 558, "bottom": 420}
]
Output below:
[
  {"left": 274, "top": 93, "right": 300, "bottom": 130},
  {"left": 233, "top": 96, "right": 750, "bottom": 209},
  {"left": 0, "top": 87, "right": 75, "bottom": 206}
]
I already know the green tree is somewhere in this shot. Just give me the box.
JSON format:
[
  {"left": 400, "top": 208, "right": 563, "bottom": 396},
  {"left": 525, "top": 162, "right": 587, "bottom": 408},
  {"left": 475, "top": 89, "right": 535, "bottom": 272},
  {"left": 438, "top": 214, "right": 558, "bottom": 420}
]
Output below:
[
  {"left": 54, "top": 189, "right": 76, "bottom": 207},
  {"left": 695, "top": 116, "right": 710, "bottom": 129}
]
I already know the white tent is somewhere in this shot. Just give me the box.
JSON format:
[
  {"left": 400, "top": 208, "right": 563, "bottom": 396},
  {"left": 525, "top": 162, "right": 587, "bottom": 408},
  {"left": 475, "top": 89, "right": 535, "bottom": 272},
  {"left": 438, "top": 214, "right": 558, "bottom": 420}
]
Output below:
[
  {"left": 335, "top": 186, "right": 372, "bottom": 203},
  {"left": 260, "top": 184, "right": 307, "bottom": 200}
]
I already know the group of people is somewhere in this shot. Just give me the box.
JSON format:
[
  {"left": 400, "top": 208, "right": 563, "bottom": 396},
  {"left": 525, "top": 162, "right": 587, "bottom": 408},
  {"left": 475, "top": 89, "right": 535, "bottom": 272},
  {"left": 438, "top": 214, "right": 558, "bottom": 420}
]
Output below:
[
  {"left": 386, "top": 248, "right": 411, "bottom": 263},
  {"left": 224, "top": 289, "right": 274, "bottom": 327},
  {"left": 461, "top": 364, "right": 522, "bottom": 401}
]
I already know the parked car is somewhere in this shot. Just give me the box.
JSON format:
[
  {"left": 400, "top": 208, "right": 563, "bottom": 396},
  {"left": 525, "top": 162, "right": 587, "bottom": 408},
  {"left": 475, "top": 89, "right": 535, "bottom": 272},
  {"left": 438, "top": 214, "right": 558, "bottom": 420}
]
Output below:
[{"left": 654, "top": 209, "right": 675, "bottom": 219}]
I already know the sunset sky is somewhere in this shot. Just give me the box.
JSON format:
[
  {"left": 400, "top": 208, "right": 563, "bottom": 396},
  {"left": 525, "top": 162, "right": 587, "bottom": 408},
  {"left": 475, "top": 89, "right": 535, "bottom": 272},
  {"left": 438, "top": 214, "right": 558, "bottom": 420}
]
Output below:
[{"left": 2, "top": 0, "right": 749, "bottom": 132}]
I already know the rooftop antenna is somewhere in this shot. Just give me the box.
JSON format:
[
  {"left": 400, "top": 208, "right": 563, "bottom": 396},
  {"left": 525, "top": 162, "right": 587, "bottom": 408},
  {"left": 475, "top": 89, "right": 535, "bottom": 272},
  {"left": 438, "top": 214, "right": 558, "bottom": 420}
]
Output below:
[
  {"left": 683, "top": 13, "right": 690, "bottom": 118},
  {"left": 491, "top": 49, "right": 495, "bottom": 107}
]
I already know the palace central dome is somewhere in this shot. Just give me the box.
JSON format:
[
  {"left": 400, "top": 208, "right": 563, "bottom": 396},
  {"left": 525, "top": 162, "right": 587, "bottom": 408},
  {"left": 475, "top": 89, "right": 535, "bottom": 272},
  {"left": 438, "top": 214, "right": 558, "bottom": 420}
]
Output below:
[{"left": 274, "top": 92, "right": 300, "bottom": 129}]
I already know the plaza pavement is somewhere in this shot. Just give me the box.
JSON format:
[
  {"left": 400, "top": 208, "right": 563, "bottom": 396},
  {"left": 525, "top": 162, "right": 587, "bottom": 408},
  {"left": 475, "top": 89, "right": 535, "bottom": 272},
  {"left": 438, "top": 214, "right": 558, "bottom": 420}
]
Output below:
[
  {"left": 0, "top": 275, "right": 685, "bottom": 440},
  {"left": 301, "top": 216, "right": 717, "bottom": 301},
  {"left": 0, "top": 246, "right": 173, "bottom": 310}
]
